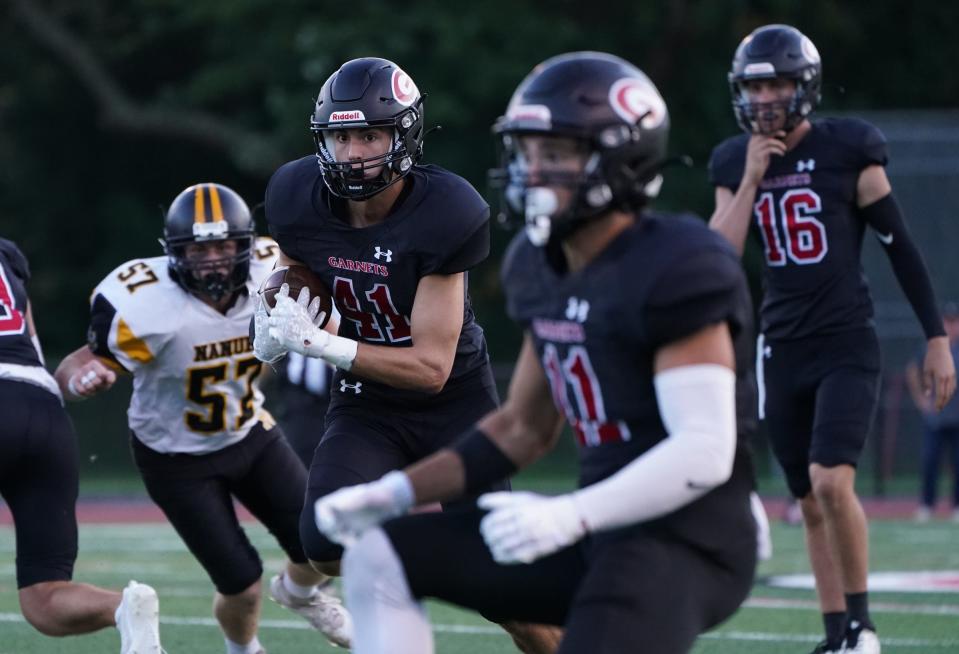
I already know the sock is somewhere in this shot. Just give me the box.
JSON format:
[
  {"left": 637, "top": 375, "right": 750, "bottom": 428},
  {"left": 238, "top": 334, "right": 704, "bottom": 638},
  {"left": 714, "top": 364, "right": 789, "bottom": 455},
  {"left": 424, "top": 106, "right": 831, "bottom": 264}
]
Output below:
[
  {"left": 845, "top": 592, "right": 873, "bottom": 629},
  {"left": 823, "top": 611, "right": 846, "bottom": 647},
  {"left": 283, "top": 572, "right": 318, "bottom": 599},
  {"left": 225, "top": 635, "right": 263, "bottom": 654}
]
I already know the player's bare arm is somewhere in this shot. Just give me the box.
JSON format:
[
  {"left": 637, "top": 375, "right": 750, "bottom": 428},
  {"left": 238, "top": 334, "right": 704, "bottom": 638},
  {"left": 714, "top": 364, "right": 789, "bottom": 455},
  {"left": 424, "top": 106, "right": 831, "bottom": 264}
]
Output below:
[
  {"left": 858, "top": 164, "right": 957, "bottom": 409},
  {"left": 709, "top": 134, "right": 787, "bottom": 255},
  {"left": 405, "top": 334, "right": 565, "bottom": 505},
  {"left": 53, "top": 344, "right": 119, "bottom": 400},
  {"left": 347, "top": 272, "right": 464, "bottom": 393},
  {"left": 312, "top": 334, "right": 563, "bottom": 546}
]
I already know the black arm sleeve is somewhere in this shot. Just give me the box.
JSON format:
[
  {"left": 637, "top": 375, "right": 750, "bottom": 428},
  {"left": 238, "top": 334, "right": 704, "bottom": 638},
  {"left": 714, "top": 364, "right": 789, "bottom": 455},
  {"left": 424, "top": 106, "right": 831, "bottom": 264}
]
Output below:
[
  {"left": 861, "top": 193, "right": 945, "bottom": 338},
  {"left": 450, "top": 426, "right": 518, "bottom": 494}
]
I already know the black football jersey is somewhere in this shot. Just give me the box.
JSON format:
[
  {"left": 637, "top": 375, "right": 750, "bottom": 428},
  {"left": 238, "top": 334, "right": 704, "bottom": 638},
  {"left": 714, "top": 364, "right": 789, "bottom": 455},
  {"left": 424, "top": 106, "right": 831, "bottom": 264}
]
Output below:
[
  {"left": 265, "top": 158, "right": 492, "bottom": 407},
  {"left": 0, "top": 238, "right": 41, "bottom": 367},
  {"left": 502, "top": 213, "right": 755, "bottom": 489},
  {"left": 709, "top": 118, "right": 888, "bottom": 340}
]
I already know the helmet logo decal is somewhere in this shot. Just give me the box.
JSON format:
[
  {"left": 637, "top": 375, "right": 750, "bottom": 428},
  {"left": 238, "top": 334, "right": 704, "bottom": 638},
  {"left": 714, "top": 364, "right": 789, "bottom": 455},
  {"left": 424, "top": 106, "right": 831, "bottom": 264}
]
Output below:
[
  {"left": 609, "top": 78, "right": 666, "bottom": 128},
  {"left": 329, "top": 110, "right": 367, "bottom": 122},
  {"left": 505, "top": 104, "right": 552, "bottom": 127},
  {"left": 801, "top": 36, "right": 821, "bottom": 64},
  {"left": 743, "top": 62, "right": 776, "bottom": 77},
  {"left": 391, "top": 69, "right": 419, "bottom": 107},
  {"left": 192, "top": 220, "right": 229, "bottom": 240}
]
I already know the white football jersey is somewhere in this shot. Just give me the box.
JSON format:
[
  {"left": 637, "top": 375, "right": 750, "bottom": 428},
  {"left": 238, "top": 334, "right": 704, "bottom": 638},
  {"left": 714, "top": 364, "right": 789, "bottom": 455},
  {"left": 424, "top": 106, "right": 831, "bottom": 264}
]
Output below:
[{"left": 89, "top": 237, "right": 280, "bottom": 454}]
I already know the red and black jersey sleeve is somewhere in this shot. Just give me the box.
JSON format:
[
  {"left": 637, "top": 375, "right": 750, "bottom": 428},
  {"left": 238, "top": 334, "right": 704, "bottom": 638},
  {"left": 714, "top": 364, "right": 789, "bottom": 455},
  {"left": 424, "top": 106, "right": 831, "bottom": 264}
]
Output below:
[
  {"left": 416, "top": 168, "right": 491, "bottom": 276},
  {"left": 708, "top": 133, "right": 749, "bottom": 190},
  {"left": 828, "top": 117, "right": 888, "bottom": 169},
  {"left": 264, "top": 156, "right": 318, "bottom": 264},
  {"left": 500, "top": 231, "right": 548, "bottom": 328},
  {"left": 0, "top": 238, "right": 30, "bottom": 283},
  {"left": 0, "top": 238, "right": 40, "bottom": 366},
  {"left": 643, "top": 234, "right": 750, "bottom": 350}
]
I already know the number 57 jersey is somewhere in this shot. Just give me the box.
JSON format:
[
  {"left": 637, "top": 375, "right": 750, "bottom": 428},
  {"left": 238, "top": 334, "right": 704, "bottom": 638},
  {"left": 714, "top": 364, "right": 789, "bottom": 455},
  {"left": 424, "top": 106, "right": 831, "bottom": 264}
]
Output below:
[{"left": 86, "top": 238, "right": 280, "bottom": 454}]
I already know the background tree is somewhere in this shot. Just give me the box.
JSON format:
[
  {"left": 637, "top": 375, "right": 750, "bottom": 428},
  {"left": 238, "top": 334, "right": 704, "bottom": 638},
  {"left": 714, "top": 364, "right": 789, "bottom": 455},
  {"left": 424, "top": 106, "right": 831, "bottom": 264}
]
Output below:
[{"left": 2, "top": 0, "right": 957, "bottom": 472}]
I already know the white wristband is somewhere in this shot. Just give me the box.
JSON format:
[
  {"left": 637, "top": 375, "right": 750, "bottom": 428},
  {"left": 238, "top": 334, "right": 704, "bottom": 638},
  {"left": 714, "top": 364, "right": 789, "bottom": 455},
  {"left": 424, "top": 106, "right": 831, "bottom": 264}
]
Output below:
[
  {"left": 314, "top": 334, "right": 358, "bottom": 371},
  {"left": 380, "top": 470, "right": 416, "bottom": 514}
]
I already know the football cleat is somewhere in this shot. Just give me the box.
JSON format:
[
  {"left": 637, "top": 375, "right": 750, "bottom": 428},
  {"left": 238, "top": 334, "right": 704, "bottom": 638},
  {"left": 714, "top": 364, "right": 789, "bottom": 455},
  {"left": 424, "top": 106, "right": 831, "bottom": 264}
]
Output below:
[
  {"left": 116, "top": 580, "right": 163, "bottom": 654},
  {"left": 844, "top": 621, "right": 880, "bottom": 654},
  {"left": 809, "top": 639, "right": 844, "bottom": 654},
  {"left": 269, "top": 573, "right": 352, "bottom": 648}
]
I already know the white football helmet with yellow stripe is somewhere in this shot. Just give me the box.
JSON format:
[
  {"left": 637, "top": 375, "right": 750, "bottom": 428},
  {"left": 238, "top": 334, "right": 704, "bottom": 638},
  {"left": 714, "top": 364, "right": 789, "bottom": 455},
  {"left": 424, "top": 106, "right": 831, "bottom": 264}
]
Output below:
[{"left": 87, "top": 236, "right": 281, "bottom": 454}]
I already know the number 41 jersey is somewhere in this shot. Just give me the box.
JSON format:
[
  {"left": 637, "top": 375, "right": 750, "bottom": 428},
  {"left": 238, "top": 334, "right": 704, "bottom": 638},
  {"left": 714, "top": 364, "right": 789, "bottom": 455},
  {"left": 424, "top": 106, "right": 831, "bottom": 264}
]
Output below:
[
  {"left": 502, "top": 214, "right": 755, "bottom": 490},
  {"left": 87, "top": 238, "right": 280, "bottom": 454},
  {"left": 709, "top": 118, "right": 888, "bottom": 340}
]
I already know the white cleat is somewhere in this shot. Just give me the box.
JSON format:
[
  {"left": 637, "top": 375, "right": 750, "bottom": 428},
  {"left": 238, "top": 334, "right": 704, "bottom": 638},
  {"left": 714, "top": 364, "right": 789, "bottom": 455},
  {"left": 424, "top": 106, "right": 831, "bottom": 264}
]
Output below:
[
  {"left": 269, "top": 573, "right": 352, "bottom": 648},
  {"left": 117, "top": 580, "right": 163, "bottom": 654},
  {"left": 843, "top": 621, "right": 880, "bottom": 654}
]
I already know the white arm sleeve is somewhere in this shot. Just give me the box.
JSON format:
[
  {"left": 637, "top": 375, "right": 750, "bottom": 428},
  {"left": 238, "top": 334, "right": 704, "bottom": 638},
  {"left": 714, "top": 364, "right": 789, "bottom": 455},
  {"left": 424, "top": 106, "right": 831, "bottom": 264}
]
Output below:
[{"left": 570, "top": 364, "right": 737, "bottom": 533}]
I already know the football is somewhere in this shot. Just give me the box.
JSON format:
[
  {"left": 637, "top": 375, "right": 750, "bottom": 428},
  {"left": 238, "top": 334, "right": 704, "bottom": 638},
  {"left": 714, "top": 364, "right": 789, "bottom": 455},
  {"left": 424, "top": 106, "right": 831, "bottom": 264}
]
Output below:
[{"left": 259, "top": 265, "right": 333, "bottom": 329}]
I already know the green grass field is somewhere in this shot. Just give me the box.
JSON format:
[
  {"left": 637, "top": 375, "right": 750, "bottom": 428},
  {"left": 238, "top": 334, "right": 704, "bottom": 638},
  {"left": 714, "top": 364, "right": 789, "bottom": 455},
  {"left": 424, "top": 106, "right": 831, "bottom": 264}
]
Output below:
[{"left": 2, "top": 515, "right": 958, "bottom": 653}]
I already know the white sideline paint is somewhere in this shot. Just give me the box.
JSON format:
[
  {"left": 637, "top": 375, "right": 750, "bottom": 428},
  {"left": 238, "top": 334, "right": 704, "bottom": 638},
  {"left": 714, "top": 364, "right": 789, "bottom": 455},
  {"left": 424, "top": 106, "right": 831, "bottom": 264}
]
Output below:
[
  {"left": 767, "top": 570, "right": 959, "bottom": 593},
  {"left": 1, "top": 612, "right": 958, "bottom": 648}
]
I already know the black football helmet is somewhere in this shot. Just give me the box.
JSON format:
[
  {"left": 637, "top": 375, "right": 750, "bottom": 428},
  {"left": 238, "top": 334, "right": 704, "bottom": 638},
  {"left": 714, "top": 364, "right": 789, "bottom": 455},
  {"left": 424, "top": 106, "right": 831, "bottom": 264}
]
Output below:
[
  {"left": 310, "top": 57, "right": 425, "bottom": 200},
  {"left": 162, "top": 183, "right": 254, "bottom": 301},
  {"left": 489, "top": 51, "right": 669, "bottom": 247},
  {"left": 728, "top": 24, "right": 822, "bottom": 134}
]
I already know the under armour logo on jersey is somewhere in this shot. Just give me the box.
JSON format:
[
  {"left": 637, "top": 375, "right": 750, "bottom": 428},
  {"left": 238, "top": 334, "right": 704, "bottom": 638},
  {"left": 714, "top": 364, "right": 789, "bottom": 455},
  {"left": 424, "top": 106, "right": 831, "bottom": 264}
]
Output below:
[
  {"left": 373, "top": 246, "right": 393, "bottom": 262},
  {"left": 339, "top": 379, "right": 363, "bottom": 394},
  {"left": 565, "top": 297, "right": 590, "bottom": 323},
  {"left": 763, "top": 344, "right": 772, "bottom": 359},
  {"left": 796, "top": 159, "right": 816, "bottom": 173}
]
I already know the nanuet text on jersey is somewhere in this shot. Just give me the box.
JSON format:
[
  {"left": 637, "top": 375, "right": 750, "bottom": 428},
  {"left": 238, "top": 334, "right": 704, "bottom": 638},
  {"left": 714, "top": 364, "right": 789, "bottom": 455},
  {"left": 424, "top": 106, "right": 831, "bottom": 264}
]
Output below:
[{"left": 193, "top": 336, "right": 254, "bottom": 362}]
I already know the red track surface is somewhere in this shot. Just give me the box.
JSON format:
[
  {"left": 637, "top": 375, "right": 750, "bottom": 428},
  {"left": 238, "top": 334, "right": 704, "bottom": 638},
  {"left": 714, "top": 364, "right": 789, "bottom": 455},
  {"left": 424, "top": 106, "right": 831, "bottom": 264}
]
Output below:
[{"left": 0, "top": 496, "right": 935, "bottom": 525}]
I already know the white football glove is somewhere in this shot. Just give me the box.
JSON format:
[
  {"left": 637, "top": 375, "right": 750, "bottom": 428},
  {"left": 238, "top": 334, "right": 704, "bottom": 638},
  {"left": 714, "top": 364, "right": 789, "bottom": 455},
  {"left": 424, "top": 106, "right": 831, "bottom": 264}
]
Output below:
[
  {"left": 478, "top": 491, "right": 587, "bottom": 565},
  {"left": 252, "top": 291, "right": 288, "bottom": 364},
  {"left": 315, "top": 471, "right": 416, "bottom": 547},
  {"left": 268, "top": 284, "right": 358, "bottom": 369}
]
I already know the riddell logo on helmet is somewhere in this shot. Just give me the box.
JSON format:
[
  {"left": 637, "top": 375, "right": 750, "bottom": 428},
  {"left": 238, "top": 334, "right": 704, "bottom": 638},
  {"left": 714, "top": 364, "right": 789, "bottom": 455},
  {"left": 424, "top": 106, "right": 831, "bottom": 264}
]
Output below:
[
  {"left": 329, "top": 110, "right": 366, "bottom": 122},
  {"left": 506, "top": 104, "right": 552, "bottom": 126}
]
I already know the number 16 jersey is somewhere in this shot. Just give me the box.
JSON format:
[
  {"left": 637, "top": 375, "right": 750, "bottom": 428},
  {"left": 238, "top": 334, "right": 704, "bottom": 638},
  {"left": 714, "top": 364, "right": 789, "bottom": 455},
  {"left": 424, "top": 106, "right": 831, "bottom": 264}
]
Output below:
[{"left": 709, "top": 117, "right": 888, "bottom": 340}]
